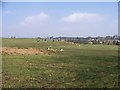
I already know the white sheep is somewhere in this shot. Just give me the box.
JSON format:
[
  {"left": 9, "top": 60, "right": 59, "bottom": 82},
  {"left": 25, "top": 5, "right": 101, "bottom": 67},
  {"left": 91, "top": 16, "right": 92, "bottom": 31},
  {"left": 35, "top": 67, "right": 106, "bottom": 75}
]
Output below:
[
  {"left": 60, "top": 49, "right": 64, "bottom": 52},
  {"left": 47, "top": 48, "right": 50, "bottom": 50}
]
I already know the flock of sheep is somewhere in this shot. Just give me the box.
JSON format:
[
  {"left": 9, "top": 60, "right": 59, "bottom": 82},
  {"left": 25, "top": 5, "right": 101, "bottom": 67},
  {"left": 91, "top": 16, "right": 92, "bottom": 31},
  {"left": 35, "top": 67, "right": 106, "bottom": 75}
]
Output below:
[
  {"left": 46, "top": 42, "right": 81, "bottom": 52},
  {"left": 47, "top": 45, "right": 64, "bottom": 52},
  {"left": 36, "top": 39, "right": 81, "bottom": 52}
]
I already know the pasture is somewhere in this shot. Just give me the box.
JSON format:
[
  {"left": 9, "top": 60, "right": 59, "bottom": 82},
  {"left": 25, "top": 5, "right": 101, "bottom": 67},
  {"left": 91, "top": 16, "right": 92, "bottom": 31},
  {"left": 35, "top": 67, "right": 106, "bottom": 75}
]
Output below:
[{"left": 2, "top": 38, "right": 119, "bottom": 88}]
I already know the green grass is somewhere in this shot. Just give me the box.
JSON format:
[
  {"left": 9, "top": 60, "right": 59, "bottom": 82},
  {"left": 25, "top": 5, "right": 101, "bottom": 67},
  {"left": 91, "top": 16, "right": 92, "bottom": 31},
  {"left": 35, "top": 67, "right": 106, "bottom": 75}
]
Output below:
[{"left": 2, "top": 38, "right": 119, "bottom": 88}]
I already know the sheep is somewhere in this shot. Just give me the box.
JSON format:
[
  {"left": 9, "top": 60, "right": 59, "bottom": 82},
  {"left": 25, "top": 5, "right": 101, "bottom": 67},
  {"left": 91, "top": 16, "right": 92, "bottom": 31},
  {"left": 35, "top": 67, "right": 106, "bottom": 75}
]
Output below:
[
  {"left": 60, "top": 49, "right": 64, "bottom": 52},
  {"left": 50, "top": 49, "right": 57, "bottom": 52},
  {"left": 47, "top": 46, "right": 52, "bottom": 50},
  {"left": 71, "top": 42, "right": 74, "bottom": 44},
  {"left": 47, "top": 47, "right": 50, "bottom": 50},
  {"left": 49, "top": 45, "right": 52, "bottom": 48},
  {"left": 47, "top": 47, "right": 57, "bottom": 52}
]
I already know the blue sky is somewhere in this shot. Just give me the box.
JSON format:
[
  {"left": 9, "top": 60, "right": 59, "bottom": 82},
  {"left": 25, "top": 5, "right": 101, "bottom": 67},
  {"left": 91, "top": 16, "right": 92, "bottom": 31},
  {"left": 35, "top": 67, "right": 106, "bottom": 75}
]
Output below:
[{"left": 2, "top": 2, "right": 118, "bottom": 38}]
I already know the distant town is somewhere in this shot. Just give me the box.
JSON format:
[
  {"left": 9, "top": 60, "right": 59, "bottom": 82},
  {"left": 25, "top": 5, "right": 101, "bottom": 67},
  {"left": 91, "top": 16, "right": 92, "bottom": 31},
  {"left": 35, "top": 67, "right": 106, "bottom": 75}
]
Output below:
[{"left": 33, "top": 35, "right": 120, "bottom": 45}]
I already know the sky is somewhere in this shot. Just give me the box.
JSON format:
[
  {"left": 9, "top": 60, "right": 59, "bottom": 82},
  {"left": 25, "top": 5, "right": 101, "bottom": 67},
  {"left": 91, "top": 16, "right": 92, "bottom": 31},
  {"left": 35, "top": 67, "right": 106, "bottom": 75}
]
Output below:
[{"left": 2, "top": 2, "right": 118, "bottom": 38}]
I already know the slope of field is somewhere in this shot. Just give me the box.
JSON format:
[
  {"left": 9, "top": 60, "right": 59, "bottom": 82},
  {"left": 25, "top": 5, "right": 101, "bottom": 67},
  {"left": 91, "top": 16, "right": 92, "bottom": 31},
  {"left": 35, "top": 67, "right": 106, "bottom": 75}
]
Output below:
[{"left": 2, "top": 38, "right": 119, "bottom": 88}]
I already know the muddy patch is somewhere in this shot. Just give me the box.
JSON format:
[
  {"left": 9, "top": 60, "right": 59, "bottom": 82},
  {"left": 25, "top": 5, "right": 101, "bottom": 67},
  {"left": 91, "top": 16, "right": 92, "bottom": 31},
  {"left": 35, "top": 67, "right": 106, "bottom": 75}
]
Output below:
[{"left": 0, "top": 47, "right": 49, "bottom": 55}]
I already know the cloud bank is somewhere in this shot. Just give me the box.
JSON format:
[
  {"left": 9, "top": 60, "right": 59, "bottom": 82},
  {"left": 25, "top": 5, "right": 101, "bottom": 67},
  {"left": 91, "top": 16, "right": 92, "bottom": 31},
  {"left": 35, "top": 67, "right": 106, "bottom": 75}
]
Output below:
[
  {"left": 6, "top": 12, "right": 117, "bottom": 37},
  {"left": 21, "top": 12, "right": 49, "bottom": 25},
  {"left": 62, "top": 12, "right": 103, "bottom": 23},
  {"left": 10, "top": 12, "right": 51, "bottom": 37}
]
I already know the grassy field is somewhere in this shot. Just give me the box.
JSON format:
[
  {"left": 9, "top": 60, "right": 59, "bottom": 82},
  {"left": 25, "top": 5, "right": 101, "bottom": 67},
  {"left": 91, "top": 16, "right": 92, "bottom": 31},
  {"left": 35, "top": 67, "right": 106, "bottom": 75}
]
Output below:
[{"left": 2, "top": 38, "right": 119, "bottom": 88}]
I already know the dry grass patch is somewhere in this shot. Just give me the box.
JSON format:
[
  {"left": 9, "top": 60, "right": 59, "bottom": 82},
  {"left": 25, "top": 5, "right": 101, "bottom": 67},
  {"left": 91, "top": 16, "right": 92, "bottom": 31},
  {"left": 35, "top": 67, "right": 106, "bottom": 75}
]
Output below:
[{"left": 0, "top": 47, "right": 49, "bottom": 55}]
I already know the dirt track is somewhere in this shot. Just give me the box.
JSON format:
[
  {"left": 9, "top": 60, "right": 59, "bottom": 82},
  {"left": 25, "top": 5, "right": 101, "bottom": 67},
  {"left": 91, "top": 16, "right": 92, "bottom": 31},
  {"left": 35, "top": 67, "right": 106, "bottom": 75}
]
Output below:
[{"left": 0, "top": 47, "right": 49, "bottom": 55}]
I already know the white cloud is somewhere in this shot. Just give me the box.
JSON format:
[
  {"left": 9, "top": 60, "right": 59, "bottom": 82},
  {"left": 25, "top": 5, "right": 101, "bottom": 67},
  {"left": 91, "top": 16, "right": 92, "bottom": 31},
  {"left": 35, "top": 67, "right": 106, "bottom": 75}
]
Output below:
[
  {"left": 62, "top": 12, "right": 104, "bottom": 23},
  {"left": 21, "top": 12, "right": 49, "bottom": 25},
  {"left": 11, "top": 12, "right": 51, "bottom": 37},
  {"left": 59, "top": 12, "right": 116, "bottom": 37},
  {"left": 4, "top": 10, "right": 13, "bottom": 14}
]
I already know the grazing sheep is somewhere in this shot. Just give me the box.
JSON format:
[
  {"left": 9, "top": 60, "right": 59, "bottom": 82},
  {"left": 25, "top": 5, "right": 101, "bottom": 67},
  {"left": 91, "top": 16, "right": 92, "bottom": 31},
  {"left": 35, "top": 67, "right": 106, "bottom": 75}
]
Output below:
[
  {"left": 89, "top": 41, "right": 93, "bottom": 45},
  {"left": 47, "top": 47, "right": 57, "bottom": 52},
  {"left": 79, "top": 45, "right": 81, "bottom": 46},
  {"left": 71, "top": 42, "right": 74, "bottom": 44},
  {"left": 50, "top": 49, "right": 57, "bottom": 52},
  {"left": 47, "top": 48, "right": 50, "bottom": 50},
  {"left": 60, "top": 49, "right": 64, "bottom": 52}
]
